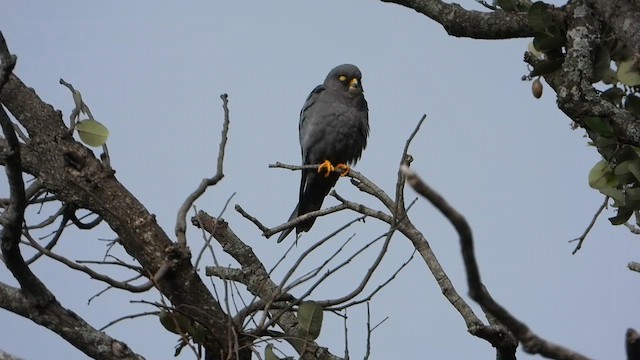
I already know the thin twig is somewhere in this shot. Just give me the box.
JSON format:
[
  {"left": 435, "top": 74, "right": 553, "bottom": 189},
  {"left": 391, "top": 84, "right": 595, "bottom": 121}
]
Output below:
[
  {"left": 25, "top": 230, "right": 170, "bottom": 293},
  {"left": 343, "top": 308, "right": 350, "bottom": 360},
  {"left": 175, "top": 93, "right": 231, "bottom": 246},
  {"left": 328, "top": 248, "right": 416, "bottom": 310},
  {"left": 235, "top": 216, "right": 365, "bottom": 328},
  {"left": 394, "top": 114, "right": 426, "bottom": 215},
  {"left": 364, "top": 304, "right": 372, "bottom": 360},
  {"left": 280, "top": 233, "right": 359, "bottom": 294},
  {"left": 238, "top": 202, "right": 349, "bottom": 238},
  {"left": 99, "top": 311, "right": 160, "bottom": 331},
  {"left": 570, "top": 196, "right": 608, "bottom": 254},
  {"left": 623, "top": 222, "right": 640, "bottom": 234}
]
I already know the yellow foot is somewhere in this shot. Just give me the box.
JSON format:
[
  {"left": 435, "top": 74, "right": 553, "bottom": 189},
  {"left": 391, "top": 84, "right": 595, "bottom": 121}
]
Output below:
[
  {"left": 317, "top": 160, "right": 335, "bottom": 177},
  {"left": 335, "top": 163, "right": 350, "bottom": 177}
]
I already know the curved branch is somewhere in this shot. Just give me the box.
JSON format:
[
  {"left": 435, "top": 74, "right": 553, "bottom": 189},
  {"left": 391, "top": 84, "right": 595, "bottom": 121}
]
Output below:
[
  {"left": 541, "top": 1, "right": 640, "bottom": 148},
  {"left": 379, "top": 0, "right": 533, "bottom": 39},
  {"left": 0, "top": 281, "right": 144, "bottom": 360},
  {"left": 402, "top": 165, "right": 591, "bottom": 360},
  {"left": 0, "top": 71, "right": 239, "bottom": 358},
  {"left": 0, "top": 75, "right": 53, "bottom": 304},
  {"left": 175, "top": 94, "right": 230, "bottom": 246},
  {"left": 192, "top": 211, "right": 342, "bottom": 360}
]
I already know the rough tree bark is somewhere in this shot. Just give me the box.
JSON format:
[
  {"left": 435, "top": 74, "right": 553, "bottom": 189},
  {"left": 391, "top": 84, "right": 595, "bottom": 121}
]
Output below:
[{"left": 1, "top": 0, "right": 639, "bottom": 359}]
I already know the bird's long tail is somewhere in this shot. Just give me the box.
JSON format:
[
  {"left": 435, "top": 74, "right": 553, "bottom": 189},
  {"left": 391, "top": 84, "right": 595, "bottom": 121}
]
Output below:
[
  {"left": 276, "top": 172, "right": 338, "bottom": 243},
  {"left": 276, "top": 205, "right": 298, "bottom": 243}
]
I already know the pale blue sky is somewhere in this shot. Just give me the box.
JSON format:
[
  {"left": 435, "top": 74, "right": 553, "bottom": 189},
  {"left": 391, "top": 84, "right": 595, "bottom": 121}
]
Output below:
[{"left": 1, "top": 1, "right": 637, "bottom": 359}]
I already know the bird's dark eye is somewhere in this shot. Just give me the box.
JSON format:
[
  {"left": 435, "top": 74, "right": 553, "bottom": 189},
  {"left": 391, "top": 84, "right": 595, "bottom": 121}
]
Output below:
[{"left": 338, "top": 75, "right": 347, "bottom": 82}]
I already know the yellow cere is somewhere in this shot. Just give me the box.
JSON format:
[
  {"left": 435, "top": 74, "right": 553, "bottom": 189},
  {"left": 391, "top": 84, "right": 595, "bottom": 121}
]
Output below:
[{"left": 339, "top": 75, "right": 347, "bottom": 82}]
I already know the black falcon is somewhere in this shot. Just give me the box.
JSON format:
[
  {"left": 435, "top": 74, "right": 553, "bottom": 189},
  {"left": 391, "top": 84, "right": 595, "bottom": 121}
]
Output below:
[{"left": 277, "top": 64, "right": 369, "bottom": 242}]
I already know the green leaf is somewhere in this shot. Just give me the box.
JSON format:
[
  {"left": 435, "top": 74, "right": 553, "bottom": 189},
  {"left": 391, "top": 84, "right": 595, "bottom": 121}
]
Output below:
[
  {"left": 297, "top": 301, "right": 323, "bottom": 340},
  {"left": 527, "top": 41, "right": 544, "bottom": 59},
  {"left": 528, "top": 2, "right": 554, "bottom": 32},
  {"left": 614, "top": 160, "right": 637, "bottom": 185},
  {"left": 599, "top": 187, "right": 625, "bottom": 205},
  {"left": 75, "top": 119, "right": 109, "bottom": 147},
  {"left": 625, "top": 187, "right": 640, "bottom": 202},
  {"left": 600, "top": 86, "right": 625, "bottom": 105},
  {"left": 588, "top": 160, "right": 616, "bottom": 189},
  {"left": 609, "top": 207, "right": 633, "bottom": 225},
  {"left": 617, "top": 59, "right": 640, "bottom": 86},
  {"left": 627, "top": 159, "right": 640, "bottom": 183},
  {"left": 174, "top": 340, "right": 187, "bottom": 357},
  {"left": 159, "top": 310, "right": 192, "bottom": 335},
  {"left": 583, "top": 116, "right": 614, "bottom": 137},
  {"left": 601, "top": 68, "right": 617, "bottom": 85},
  {"left": 532, "top": 33, "right": 565, "bottom": 52},
  {"left": 592, "top": 46, "right": 611, "bottom": 83},
  {"left": 190, "top": 323, "right": 206, "bottom": 344},
  {"left": 625, "top": 94, "right": 640, "bottom": 116},
  {"left": 265, "top": 344, "right": 281, "bottom": 360}
]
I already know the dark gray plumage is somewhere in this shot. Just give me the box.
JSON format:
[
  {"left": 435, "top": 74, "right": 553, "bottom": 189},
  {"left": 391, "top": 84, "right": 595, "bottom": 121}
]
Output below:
[{"left": 277, "top": 64, "right": 369, "bottom": 243}]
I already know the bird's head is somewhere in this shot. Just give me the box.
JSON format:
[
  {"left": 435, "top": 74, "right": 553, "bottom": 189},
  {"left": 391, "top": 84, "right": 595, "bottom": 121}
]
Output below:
[{"left": 324, "top": 64, "right": 363, "bottom": 96}]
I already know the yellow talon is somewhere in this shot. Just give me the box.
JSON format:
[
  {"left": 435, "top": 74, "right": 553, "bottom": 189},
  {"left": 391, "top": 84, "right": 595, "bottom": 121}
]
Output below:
[
  {"left": 317, "top": 160, "right": 334, "bottom": 177},
  {"left": 335, "top": 163, "right": 350, "bottom": 177}
]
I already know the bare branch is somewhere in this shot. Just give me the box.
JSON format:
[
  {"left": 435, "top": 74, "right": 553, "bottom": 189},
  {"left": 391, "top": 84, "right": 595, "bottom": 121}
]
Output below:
[
  {"left": 237, "top": 202, "right": 349, "bottom": 238},
  {"left": 306, "top": 228, "right": 394, "bottom": 307},
  {"left": 393, "top": 114, "right": 425, "bottom": 214},
  {"left": 328, "top": 248, "right": 416, "bottom": 311},
  {"left": 570, "top": 196, "right": 608, "bottom": 254},
  {"left": 278, "top": 224, "right": 361, "bottom": 294},
  {"left": 0, "top": 94, "right": 53, "bottom": 304},
  {"left": 333, "top": 185, "right": 485, "bottom": 330},
  {"left": 99, "top": 311, "right": 160, "bottom": 332},
  {"left": 192, "top": 210, "right": 342, "bottom": 360},
  {"left": 379, "top": 0, "right": 533, "bottom": 39},
  {"left": 623, "top": 222, "right": 640, "bottom": 235},
  {"left": 0, "top": 281, "right": 143, "bottom": 359},
  {"left": 194, "top": 192, "right": 236, "bottom": 271},
  {"left": 0, "top": 31, "right": 17, "bottom": 92},
  {"left": 24, "top": 230, "right": 169, "bottom": 293},
  {"left": 175, "top": 93, "right": 230, "bottom": 246},
  {"left": 402, "top": 165, "right": 591, "bottom": 360}
]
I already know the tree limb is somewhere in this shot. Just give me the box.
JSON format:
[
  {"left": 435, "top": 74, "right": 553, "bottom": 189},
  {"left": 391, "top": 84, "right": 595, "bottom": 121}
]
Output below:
[
  {"left": 192, "top": 211, "right": 342, "bottom": 360},
  {"left": 379, "top": 0, "right": 534, "bottom": 39},
  {"left": 0, "top": 70, "right": 240, "bottom": 359},
  {"left": 0, "top": 281, "right": 144, "bottom": 360},
  {"left": 402, "top": 165, "right": 591, "bottom": 360}
]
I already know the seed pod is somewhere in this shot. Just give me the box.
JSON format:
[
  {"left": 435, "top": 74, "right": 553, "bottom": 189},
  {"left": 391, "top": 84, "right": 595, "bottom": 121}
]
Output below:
[{"left": 532, "top": 78, "right": 543, "bottom": 99}]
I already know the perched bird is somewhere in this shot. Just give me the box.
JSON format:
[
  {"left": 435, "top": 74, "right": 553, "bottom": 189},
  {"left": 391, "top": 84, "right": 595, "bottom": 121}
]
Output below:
[{"left": 277, "top": 64, "right": 369, "bottom": 243}]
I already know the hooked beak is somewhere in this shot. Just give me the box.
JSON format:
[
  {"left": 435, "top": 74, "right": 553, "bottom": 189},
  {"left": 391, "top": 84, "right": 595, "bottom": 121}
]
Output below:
[{"left": 348, "top": 78, "right": 360, "bottom": 91}]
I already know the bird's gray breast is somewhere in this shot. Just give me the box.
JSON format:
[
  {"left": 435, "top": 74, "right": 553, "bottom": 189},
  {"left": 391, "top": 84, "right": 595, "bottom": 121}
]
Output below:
[{"left": 301, "top": 93, "right": 369, "bottom": 166}]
